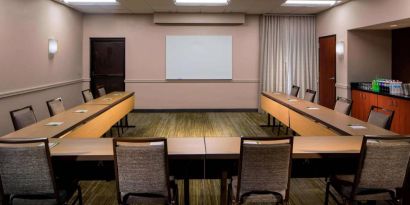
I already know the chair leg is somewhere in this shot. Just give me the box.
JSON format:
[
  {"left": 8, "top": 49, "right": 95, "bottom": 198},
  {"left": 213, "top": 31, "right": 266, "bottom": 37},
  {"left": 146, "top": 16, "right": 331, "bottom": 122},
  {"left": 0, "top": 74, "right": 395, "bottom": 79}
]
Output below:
[
  {"left": 77, "top": 184, "right": 83, "bottom": 205},
  {"left": 116, "top": 122, "right": 121, "bottom": 137},
  {"left": 277, "top": 123, "right": 281, "bottom": 135},
  {"left": 285, "top": 127, "right": 289, "bottom": 134},
  {"left": 325, "top": 182, "right": 330, "bottom": 205}
]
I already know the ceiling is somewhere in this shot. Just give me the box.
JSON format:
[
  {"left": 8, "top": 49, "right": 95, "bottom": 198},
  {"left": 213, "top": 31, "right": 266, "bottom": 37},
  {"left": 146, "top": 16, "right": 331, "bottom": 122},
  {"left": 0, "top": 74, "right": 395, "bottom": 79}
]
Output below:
[{"left": 54, "top": 0, "right": 350, "bottom": 14}]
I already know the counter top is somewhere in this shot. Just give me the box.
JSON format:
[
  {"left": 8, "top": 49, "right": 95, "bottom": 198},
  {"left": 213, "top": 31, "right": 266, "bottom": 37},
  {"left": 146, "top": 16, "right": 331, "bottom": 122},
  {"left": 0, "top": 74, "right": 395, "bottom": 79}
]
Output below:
[{"left": 351, "top": 83, "right": 410, "bottom": 100}]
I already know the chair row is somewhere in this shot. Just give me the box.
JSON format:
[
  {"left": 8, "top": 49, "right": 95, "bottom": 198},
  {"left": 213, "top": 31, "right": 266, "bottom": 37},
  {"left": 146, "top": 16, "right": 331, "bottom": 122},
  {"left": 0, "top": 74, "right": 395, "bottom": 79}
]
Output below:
[
  {"left": 9, "top": 87, "right": 107, "bottom": 131},
  {"left": 1, "top": 136, "right": 409, "bottom": 205},
  {"left": 288, "top": 85, "right": 394, "bottom": 130}
]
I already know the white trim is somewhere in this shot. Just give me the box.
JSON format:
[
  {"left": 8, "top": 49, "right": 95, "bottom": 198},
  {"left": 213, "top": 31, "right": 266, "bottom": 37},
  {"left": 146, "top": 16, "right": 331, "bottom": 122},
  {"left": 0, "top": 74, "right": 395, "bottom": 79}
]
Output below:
[
  {"left": 124, "top": 79, "right": 260, "bottom": 83},
  {"left": 0, "top": 79, "right": 83, "bottom": 99},
  {"left": 335, "top": 82, "right": 349, "bottom": 89}
]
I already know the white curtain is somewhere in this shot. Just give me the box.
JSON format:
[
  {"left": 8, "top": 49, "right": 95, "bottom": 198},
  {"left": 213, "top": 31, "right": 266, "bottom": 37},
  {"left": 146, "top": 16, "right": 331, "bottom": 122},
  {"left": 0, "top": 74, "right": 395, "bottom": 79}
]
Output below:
[{"left": 259, "top": 15, "right": 318, "bottom": 99}]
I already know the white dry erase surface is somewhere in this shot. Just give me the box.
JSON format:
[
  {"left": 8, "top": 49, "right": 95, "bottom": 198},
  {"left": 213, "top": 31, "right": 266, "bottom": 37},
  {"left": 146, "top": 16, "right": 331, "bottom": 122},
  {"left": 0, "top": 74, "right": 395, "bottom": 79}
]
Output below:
[
  {"left": 45, "top": 122, "right": 64, "bottom": 126},
  {"left": 306, "top": 107, "right": 320, "bottom": 110},
  {"left": 74, "top": 109, "right": 88, "bottom": 113},
  {"left": 348, "top": 125, "right": 367, "bottom": 129},
  {"left": 244, "top": 141, "right": 258, "bottom": 144},
  {"left": 166, "top": 35, "right": 232, "bottom": 80}
]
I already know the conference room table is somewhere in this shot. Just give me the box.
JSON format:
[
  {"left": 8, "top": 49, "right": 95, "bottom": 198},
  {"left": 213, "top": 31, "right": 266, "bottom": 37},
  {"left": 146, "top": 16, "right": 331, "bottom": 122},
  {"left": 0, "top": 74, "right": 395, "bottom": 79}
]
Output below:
[
  {"left": 49, "top": 135, "right": 364, "bottom": 205},
  {"left": 1, "top": 91, "right": 134, "bottom": 139},
  {"left": 261, "top": 91, "right": 397, "bottom": 136}
]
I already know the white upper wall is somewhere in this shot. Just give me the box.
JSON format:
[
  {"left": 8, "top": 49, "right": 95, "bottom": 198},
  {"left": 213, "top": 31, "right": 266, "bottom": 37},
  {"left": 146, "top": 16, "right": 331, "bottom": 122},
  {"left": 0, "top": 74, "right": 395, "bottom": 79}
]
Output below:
[
  {"left": 0, "top": 0, "right": 83, "bottom": 93},
  {"left": 317, "top": 0, "right": 410, "bottom": 97}
]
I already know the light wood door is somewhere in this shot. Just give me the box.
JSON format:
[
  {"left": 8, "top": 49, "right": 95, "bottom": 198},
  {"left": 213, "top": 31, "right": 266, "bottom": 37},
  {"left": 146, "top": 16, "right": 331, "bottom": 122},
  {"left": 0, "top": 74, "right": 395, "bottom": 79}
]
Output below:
[
  {"left": 319, "top": 35, "right": 337, "bottom": 109},
  {"left": 377, "top": 95, "right": 400, "bottom": 133},
  {"left": 398, "top": 99, "right": 410, "bottom": 135},
  {"left": 351, "top": 90, "right": 364, "bottom": 120}
]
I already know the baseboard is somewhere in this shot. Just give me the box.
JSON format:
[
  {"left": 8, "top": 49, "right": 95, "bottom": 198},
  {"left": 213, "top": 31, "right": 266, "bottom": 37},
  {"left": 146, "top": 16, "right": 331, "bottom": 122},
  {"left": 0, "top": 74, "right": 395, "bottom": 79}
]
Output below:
[{"left": 132, "top": 108, "right": 258, "bottom": 113}]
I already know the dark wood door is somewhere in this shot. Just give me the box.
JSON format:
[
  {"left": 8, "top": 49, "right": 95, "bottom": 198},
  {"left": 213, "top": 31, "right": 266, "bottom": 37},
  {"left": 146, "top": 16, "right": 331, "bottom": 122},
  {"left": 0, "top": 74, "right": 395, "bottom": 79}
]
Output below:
[
  {"left": 90, "top": 38, "right": 125, "bottom": 96},
  {"left": 319, "top": 35, "right": 336, "bottom": 109}
]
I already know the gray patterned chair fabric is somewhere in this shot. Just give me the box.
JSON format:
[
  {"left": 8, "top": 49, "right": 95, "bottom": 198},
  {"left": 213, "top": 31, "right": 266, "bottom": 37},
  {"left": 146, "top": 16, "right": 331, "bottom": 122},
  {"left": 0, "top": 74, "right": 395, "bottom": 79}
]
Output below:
[
  {"left": 97, "top": 86, "right": 106, "bottom": 97},
  {"left": 113, "top": 138, "right": 177, "bottom": 205},
  {"left": 81, "top": 89, "right": 94, "bottom": 102},
  {"left": 230, "top": 137, "right": 293, "bottom": 205},
  {"left": 290, "top": 85, "right": 300, "bottom": 97},
  {"left": 334, "top": 97, "right": 352, "bottom": 115},
  {"left": 367, "top": 106, "right": 394, "bottom": 130},
  {"left": 0, "top": 138, "right": 83, "bottom": 205},
  {"left": 303, "top": 89, "right": 316, "bottom": 102},
  {"left": 325, "top": 136, "right": 410, "bottom": 205},
  {"left": 46, "top": 98, "right": 65, "bottom": 116},
  {"left": 9, "top": 106, "right": 37, "bottom": 131}
]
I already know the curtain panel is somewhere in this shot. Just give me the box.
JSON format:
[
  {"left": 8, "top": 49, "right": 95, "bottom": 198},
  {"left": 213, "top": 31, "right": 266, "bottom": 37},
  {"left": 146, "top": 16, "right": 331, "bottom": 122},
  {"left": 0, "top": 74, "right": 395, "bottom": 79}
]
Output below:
[{"left": 259, "top": 15, "right": 318, "bottom": 101}]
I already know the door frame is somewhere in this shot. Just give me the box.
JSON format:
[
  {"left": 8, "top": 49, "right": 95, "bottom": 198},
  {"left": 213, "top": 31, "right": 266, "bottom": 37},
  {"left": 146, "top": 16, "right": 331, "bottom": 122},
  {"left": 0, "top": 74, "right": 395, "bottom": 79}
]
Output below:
[
  {"left": 90, "top": 37, "right": 126, "bottom": 94},
  {"left": 318, "top": 34, "right": 337, "bottom": 108}
]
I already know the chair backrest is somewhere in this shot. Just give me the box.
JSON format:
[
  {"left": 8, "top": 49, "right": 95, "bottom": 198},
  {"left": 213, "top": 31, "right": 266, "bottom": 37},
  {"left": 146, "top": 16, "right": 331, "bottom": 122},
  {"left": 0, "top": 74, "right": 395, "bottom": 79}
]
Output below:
[
  {"left": 303, "top": 89, "right": 316, "bottom": 102},
  {"left": 113, "top": 137, "right": 170, "bottom": 204},
  {"left": 236, "top": 136, "right": 293, "bottom": 203},
  {"left": 352, "top": 136, "right": 410, "bottom": 198},
  {"left": 82, "top": 89, "right": 94, "bottom": 102},
  {"left": 334, "top": 97, "right": 352, "bottom": 115},
  {"left": 9, "top": 106, "right": 37, "bottom": 131},
  {"left": 290, "top": 85, "right": 300, "bottom": 97},
  {"left": 367, "top": 106, "right": 395, "bottom": 130},
  {"left": 96, "top": 85, "right": 106, "bottom": 97},
  {"left": 46, "top": 98, "right": 65, "bottom": 116},
  {"left": 0, "top": 138, "right": 58, "bottom": 199}
]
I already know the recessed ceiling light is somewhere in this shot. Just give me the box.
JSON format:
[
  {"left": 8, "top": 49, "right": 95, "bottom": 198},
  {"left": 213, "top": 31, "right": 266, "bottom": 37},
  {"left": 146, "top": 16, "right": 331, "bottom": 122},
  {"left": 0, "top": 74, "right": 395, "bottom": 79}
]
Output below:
[
  {"left": 283, "top": 0, "right": 340, "bottom": 7},
  {"left": 63, "top": 0, "right": 117, "bottom": 4},
  {"left": 174, "top": 0, "right": 230, "bottom": 6},
  {"left": 390, "top": 24, "right": 399, "bottom": 27}
]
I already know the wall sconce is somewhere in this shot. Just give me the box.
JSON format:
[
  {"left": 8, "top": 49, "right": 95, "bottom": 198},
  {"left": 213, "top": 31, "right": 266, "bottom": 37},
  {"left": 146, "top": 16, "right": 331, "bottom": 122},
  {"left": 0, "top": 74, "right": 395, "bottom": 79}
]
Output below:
[
  {"left": 48, "top": 38, "right": 58, "bottom": 55},
  {"left": 336, "top": 41, "right": 344, "bottom": 56}
]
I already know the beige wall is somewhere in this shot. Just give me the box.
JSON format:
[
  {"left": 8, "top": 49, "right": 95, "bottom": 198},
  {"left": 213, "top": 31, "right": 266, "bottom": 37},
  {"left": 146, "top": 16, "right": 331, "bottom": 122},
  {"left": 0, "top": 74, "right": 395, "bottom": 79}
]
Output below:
[
  {"left": 0, "top": 0, "right": 83, "bottom": 135},
  {"left": 82, "top": 14, "right": 260, "bottom": 109},
  {"left": 348, "top": 30, "right": 392, "bottom": 83},
  {"left": 317, "top": 0, "right": 410, "bottom": 97}
]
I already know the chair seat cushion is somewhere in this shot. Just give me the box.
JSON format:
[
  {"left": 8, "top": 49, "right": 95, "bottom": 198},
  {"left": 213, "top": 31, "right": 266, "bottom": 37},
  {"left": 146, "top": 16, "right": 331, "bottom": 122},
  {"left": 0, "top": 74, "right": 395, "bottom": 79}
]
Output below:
[
  {"left": 231, "top": 176, "right": 285, "bottom": 204},
  {"left": 332, "top": 175, "right": 395, "bottom": 201},
  {"left": 11, "top": 190, "right": 68, "bottom": 205}
]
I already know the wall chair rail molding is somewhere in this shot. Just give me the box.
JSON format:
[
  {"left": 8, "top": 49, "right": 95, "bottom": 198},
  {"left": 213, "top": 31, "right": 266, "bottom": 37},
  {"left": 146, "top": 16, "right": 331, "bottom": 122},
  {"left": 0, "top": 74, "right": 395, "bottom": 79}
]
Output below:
[
  {"left": 124, "top": 79, "right": 260, "bottom": 83},
  {"left": 0, "top": 79, "right": 82, "bottom": 99}
]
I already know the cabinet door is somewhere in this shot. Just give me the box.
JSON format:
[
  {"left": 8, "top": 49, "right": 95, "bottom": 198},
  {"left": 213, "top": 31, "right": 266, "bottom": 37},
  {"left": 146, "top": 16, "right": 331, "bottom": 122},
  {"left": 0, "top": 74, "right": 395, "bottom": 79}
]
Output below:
[
  {"left": 377, "top": 95, "right": 400, "bottom": 133},
  {"left": 362, "top": 92, "right": 378, "bottom": 122},
  {"left": 398, "top": 99, "right": 410, "bottom": 135},
  {"left": 351, "top": 90, "right": 364, "bottom": 120}
]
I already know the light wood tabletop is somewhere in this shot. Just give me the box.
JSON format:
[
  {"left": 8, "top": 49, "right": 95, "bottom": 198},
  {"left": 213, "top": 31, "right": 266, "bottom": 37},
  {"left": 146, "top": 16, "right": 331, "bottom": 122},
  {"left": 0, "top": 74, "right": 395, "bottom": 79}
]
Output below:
[
  {"left": 50, "top": 137, "right": 206, "bottom": 161},
  {"left": 262, "top": 92, "right": 397, "bottom": 136},
  {"left": 1, "top": 91, "right": 135, "bottom": 139},
  {"left": 205, "top": 136, "right": 363, "bottom": 159},
  {"left": 86, "top": 91, "right": 134, "bottom": 105},
  {"left": 2, "top": 104, "right": 108, "bottom": 139}
]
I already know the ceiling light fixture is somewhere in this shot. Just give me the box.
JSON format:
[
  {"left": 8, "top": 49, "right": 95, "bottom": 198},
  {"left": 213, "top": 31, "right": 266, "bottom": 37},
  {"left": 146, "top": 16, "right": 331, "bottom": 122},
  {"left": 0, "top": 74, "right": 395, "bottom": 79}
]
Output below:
[
  {"left": 390, "top": 24, "right": 398, "bottom": 27},
  {"left": 283, "top": 0, "right": 340, "bottom": 7},
  {"left": 63, "top": 0, "right": 117, "bottom": 4},
  {"left": 174, "top": 0, "right": 230, "bottom": 6}
]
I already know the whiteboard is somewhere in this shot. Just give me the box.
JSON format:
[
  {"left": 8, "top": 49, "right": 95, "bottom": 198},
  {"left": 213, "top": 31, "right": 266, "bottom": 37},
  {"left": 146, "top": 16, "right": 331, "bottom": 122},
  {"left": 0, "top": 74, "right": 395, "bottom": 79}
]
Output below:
[{"left": 166, "top": 35, "right": 232, "bottom": 80}]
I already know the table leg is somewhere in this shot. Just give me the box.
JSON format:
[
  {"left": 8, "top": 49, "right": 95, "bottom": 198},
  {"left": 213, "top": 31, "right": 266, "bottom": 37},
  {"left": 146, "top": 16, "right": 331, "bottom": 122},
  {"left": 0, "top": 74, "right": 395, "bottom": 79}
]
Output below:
[
  {"left": 184, "top": 178, "right": 190, "bottom": 205},
  {"left": 220, "top": 171, "right": 228, "bottom": 205},
  {"left": 260, "top": 114, "right": 273, "bottom": 127}
]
